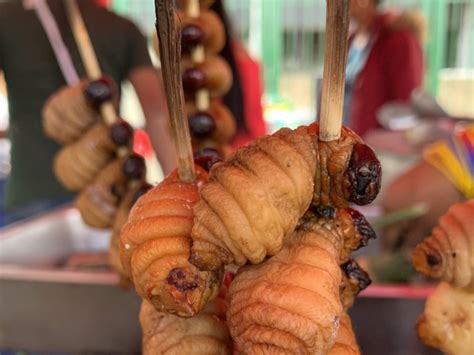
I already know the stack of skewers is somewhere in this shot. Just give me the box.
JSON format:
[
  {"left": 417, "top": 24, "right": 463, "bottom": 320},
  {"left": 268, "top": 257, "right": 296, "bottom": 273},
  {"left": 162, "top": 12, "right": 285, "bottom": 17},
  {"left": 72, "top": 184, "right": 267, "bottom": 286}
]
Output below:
[
  {"left": 118, "top": 1, "right": 385, "bottom": 353},
  {"left": 155, "top": 0, "right": 237, "bottom": 162},
  {"left": 41, "top": 0, "right": 150, "bottom": 280}
]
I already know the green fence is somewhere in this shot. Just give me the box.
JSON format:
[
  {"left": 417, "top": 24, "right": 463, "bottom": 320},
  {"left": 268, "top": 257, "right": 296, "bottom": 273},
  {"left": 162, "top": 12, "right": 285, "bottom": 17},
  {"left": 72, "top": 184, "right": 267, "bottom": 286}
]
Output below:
[
  {"left": 111, "top": 0, "right": 474, "bottom": 112},
  {"left": 226, "top": 0, "right": 474, "bottom": 97}
]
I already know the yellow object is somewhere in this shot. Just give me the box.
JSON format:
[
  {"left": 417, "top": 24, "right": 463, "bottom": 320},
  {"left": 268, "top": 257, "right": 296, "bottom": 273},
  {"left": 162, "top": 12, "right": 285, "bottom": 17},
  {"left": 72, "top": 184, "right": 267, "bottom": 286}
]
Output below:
[{"left": 423, "top": 128, "right": 474, "bottom": 199}]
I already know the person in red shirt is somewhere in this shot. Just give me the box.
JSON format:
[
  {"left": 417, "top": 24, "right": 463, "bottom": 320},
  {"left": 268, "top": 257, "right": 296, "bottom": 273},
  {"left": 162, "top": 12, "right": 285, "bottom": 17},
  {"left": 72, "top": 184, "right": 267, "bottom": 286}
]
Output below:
[{"left": 344, "top": 0, "right": 425, "bottom": 137}]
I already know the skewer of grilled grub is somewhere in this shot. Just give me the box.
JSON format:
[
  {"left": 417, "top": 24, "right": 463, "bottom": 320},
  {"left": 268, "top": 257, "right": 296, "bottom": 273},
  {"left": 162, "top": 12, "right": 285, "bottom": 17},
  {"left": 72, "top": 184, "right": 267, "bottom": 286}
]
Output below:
[
  {"left": 156, "top": 0, "right": 196, "bottom": 182},
  {"left": 67, "top": 0, "right": 139, "bottom": 185},
  {"left": 65, "top": 0, "right": 118, "bottom": 131},
  {"left": 319, "top": 0, "right": 350, "bottom": 142},
  {"left": 185, "top": 0, "right": 210, "bottom": 111}
]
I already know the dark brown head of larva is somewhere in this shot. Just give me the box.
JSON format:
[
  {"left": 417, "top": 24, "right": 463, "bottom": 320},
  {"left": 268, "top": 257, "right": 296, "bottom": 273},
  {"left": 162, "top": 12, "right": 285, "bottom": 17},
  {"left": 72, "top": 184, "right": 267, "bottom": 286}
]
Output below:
[
  {"left": 342, "top": 259, "right": 372, "bottom": 295},
  {"left": 426, "top": 252, "right": 441, "bottom": 267},
  {"left": 181, "top": 24, "right": 204, "bottom": 53},
  {"left": 345, "top": 143, "right": 382, "bottom": 205},
  {"left": 189, "top": 112, "right": 216, "bottom": 139},
  {"left": 345, "top": 208, "right": 376, "bottom": 249},
  {"left": 123, "top": 154, "right": 146, "bottom": 180},
  {"left": 166, "top": 268, "right": 199, "bottom": 292},
  {"left": 194, "top": 148, "right": 223, "bottom": 171},
  {"left": 182, "top": 67, "right": 206, "bottom": 93},
  {"left": 109, "top": 119, "right": 133, "bottom": 146},
  {"left": 84, "top": 75, "right": 114, "bottom": 107}
]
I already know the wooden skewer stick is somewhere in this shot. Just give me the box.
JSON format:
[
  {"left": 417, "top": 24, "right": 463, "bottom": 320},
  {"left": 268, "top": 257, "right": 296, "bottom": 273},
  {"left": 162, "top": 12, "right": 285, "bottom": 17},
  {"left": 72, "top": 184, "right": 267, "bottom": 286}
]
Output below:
[
  {"left": 319, "top": 0, "right": 350, "bottom": 142},
  {"left": 185, "top": 0, "right": 210, "bottom": 111},
  {"left": 186, "top": 0, "right": 200, "bottom": 17},
  {"left": 156, "top": 0, "right": 196, "bottom": 182},
  {"left": 65, "top": 0, "right": 118, "bottom": 127}
]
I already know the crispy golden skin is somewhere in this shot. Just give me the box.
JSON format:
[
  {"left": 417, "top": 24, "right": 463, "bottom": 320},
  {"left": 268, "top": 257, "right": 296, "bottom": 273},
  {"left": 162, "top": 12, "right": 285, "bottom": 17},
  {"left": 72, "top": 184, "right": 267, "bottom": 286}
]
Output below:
[
  {"left": 227, "top": 209, "right": 366, "bottom": 355},
  {"left": 42, "top": 80, "right": 99, "bottom": 145},
  {"left": 412, "top": 199, "right": 474, "bottom": 290},
  {"left": 140, "top": 292, "right": 231, "bottom": 355},
  {"left": 328, "top": 313, "right": 360, "bottom": 355},
  {"left": 108, "top": 184, "right": 145, "bottom": 282},
  {"left": 53, "top": 123, "right": 116, "bottom": 191},
  {"left": 190, "top": 124, "right": 363, "bottom": 271},
  {"left": 109, "top": 191, "right": 133, "bottom": 279},
  {"left": 120, "top": 167, "right": 222, "bottom": 317},
  {"left": 417, "top": 282, "right": 474, "bottom": 355},
  {"left": 75, "top": 157, "right": 128, "bottom": 229}
]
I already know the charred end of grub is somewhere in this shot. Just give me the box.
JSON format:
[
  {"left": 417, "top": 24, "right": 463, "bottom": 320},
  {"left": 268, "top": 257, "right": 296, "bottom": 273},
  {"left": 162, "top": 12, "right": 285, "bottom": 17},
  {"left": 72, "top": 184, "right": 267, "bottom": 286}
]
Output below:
[
  {"left": 310, "top": 204, "right": 337, "bottom": 219},
  {"left": 109, "top": 119, "right": 133, "bottom": 147},
  {"left": 342, "top": 259, "right": 372, "bottom": 295},
  {"left": 84, "top": 75, "right": 114, "bottom": 107},
  {"left": 189, "top": 112, "right": 216, "bottom": 139},
  {"left": 181, "top": 24, "right": 205, "bottom": 53},
  {"left": 123, "top": 154, "right": 146, "bottom": 180},
  {"left": 166, "top": 268, "right": 199, "bottom": 292},
  {"left": 426, "top": 253, "right": 441, "bottom": 267},
  {"left": 345, "top": 143, "right": 382, "bottom": 205},
  {"left": 345, "top": 208, "right": 377, "bottom": 248},
  {"left": 194, "top": 148, "right": 223, "bottom": 171}
]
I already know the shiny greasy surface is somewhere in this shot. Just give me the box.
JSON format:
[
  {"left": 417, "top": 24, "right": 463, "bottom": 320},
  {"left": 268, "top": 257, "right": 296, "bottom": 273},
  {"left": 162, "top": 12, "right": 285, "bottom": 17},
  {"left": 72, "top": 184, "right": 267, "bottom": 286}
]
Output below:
[
  {"left": 182, "top": 67, "right": 206, "bottom": 93},
  {"left": 84, "top": 76, "right": 113, "bottom": 107},
  {"left": 109, "top": 120, "right": 133, "bottom": 146},
  {"left": 345, "top": 143, "right": 382, "bottom": 205},
  {"left": 122, "top": 154, "right": 146, "bottom": 180},
  {"left": 193, "top": 148, "right": 223, "bottom": 172},
  {"left": 188, "top": 112, "right": 216, "bottom": 139},
  {"left": 181, "top": 24, "right": 204, "bottom": 52}
]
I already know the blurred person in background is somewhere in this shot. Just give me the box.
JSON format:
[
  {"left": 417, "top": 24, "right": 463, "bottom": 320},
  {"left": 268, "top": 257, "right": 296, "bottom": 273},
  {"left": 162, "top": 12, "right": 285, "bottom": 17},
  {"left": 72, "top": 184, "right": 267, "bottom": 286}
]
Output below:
[
  {"left": 0, "top": 0, "right": 176, "bottom": 224},
  {"left": 343, "top": 0, "right": 425, "bottom": 137},
  {"left": 208, "top": 0, "right": 267, "bottom": 148}
]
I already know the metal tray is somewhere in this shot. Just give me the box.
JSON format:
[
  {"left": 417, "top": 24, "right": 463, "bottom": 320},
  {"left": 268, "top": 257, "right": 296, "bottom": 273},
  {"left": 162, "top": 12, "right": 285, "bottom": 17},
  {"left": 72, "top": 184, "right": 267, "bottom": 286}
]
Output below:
[
  {"left": 0, "top": 207, "right": 110, "bottom": 267},
  {"left": 0, "top": 208, "right": 440, "bottom": 354}
]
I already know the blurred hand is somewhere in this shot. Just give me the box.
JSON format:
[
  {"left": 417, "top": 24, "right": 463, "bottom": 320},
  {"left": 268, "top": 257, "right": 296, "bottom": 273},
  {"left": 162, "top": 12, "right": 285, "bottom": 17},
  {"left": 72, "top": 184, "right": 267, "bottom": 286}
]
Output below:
[{"left": 381, "top": 160, "right": 462, "bottom": 251}]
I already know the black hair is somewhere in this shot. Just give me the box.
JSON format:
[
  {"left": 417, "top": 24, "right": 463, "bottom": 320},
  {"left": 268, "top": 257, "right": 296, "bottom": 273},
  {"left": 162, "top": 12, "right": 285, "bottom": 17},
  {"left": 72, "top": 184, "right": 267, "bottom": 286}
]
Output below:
[{"left": 209, "top": 0, "right": 247, "bottom": 132}]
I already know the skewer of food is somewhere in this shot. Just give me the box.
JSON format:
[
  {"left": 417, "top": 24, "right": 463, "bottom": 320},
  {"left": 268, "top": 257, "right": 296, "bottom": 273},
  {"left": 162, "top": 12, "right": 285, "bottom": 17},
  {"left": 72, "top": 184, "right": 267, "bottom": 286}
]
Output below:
[
  {"left": 118, "top": 0, "right": 383, "bottom": 353},
  {"left": 227, "top": 206, "right": 373, "bottom": 354},
  {"left": 42, "top": 77, "right": 114, "bottom": 144},
  {"left": 155, "top": 0, "right": 237, "bottom": 158},
  {"left": 412, "top": 199, "right": 474, "bottom": 355},
  {"left": 118, "top": 1, "right": 231, "bottom": 350},
  {"left": 40, "top": 0, "right": 150, "bottom": 278},
  {"left": 140, "top": 281, "right": 232, "bottom": 354}
]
